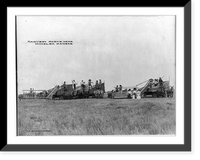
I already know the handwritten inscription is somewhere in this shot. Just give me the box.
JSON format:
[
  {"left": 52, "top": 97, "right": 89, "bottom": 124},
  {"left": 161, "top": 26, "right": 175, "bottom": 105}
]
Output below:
[{"left": 27, "top": 41, "right": 73, "bottom": 45}]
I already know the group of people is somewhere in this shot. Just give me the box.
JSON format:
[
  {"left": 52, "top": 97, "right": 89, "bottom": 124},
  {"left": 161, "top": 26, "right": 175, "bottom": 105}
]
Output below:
[
  {"left": 151, "top": 77, "right": 163, "bottom": 87},
  {"left": 95, "top": 79, "right": 102, "bottom": 89},
  {"left": 115, "top": 85, "right": 123, "bottom": 92},
  {"left": 127, "top": 88, "right": 141, "bottom": 99},
  {"left": 111, "top": 84, "right": 141, "bottom": 99},
  {"left": 71, "top": 79, "right": 103, "bottom": 90}
]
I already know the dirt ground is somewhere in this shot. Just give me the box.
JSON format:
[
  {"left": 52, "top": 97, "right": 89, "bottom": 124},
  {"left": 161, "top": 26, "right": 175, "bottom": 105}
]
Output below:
[{"left": 18, "top": 97, "right": 176, "bottom": 136}]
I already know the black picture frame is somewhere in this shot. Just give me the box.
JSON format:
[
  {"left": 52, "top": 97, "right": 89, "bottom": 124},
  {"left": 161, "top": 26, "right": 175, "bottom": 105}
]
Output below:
[{"left": 2, "top": 2, "right": 191, "bottom": 152}]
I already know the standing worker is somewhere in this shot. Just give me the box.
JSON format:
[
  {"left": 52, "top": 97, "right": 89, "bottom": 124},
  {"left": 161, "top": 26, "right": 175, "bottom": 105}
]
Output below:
[
  {"left": 80, "top": 80, "right": 84, "bottom": 86},
  {"left": 95, "top": 80, "right": 99, "bottom": 89},
  {"left": 115, "top": 85, "right": 119, "bottom": 92},
  {"left": 154, "top": 79, "right": 158, "bottom": 86},
  {"left": 72, "top": 80, "right": 77, "bottom": 90},
  {"left": 119, "top": 85, "right": 122, "bottom": 93},
  {"left": 63, "top": 81, "right": 67, "bottom": 86},
  {"left": 88, "top": 79, "right": 93, "bottom": 89},
  {"left": 159, "top": 77, "right": 163, "bottom": 86},
  {"left": 132, "top": 88, "right": 137, "bottom": 99},
  {"left": 136, "top": 90, "right": 141, "bottom": 99},
  {"left": 127, "top": 89, "right": 132, "bottom": 98},
  {"left": 99, "top": 79, "right": 102, "bottom": 90},
  {"left": 63, "top": 81, "right": 67, "bottom": 90},
  {"left": 80, "top": 80, "right": 86, "bottom": 91}
]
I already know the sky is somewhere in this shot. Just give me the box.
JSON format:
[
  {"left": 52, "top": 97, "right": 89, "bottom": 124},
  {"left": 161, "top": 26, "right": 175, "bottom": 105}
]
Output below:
[{"left": 17, "top": 16, "right": 175, "bottom": 93}]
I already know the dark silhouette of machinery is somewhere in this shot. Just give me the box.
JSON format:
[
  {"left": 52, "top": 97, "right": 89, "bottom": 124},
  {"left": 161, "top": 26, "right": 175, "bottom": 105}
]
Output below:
[{"left": 46, "top": 80, "right": 105, "bottom": 100}]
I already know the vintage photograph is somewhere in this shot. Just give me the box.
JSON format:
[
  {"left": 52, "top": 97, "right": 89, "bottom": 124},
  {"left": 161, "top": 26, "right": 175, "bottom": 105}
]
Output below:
[{"left": 17, "top": 15, "right": 176, "bottom": 136}]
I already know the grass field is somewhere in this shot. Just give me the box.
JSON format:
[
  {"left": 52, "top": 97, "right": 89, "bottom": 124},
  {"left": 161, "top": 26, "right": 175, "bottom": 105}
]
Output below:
[{"left": 18, "top": 98, "right": 176, "bottom": 135}]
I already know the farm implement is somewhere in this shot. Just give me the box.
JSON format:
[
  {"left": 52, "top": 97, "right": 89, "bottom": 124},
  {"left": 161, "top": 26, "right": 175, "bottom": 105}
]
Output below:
[
  {"left": 19, "top": 88, "right": 47, "bottom": 100},
  {"left": 19, "top": 77, "right": 174, "bottom": 100},
  {"left": 46, "top": 81, "right": 105, "bottom": 100},
  {"left": 138, "top": 77, "right": 174, "bottom": 98},
  {"left": 108, "top": 77, "right": 174, "bottom": 99}
]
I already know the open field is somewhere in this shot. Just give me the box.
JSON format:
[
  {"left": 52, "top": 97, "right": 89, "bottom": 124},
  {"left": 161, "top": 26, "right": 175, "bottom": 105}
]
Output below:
[{"left": 18, "top": 98, "right": 175, "bottom": 135}]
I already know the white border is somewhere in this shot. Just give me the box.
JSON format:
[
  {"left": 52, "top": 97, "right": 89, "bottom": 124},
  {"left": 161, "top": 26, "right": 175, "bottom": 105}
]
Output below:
[{"left": 7, "top": 7, "right": 184, "bottom": 144}]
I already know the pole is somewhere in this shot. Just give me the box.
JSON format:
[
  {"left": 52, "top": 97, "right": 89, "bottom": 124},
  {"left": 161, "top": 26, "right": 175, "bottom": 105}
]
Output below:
[{"left": 136, "top": 79, "right": 149, "bottom": 87}]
